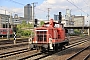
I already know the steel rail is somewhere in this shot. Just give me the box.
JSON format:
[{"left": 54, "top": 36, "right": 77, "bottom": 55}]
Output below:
[
  {"left": 19, "top": 38, "right": 89, "bottom": 60},
  {"left": 19, "top": 52, "right": 43, "bottom": 60},
  {"left": 36, "top": 39, "right": 89, "bottom": 60},
  {"left": 83, "top": 54, "right": 90, "bottom": 60},
  {"left": 0, "top": 42, "right": 28, "bottom": 50},
  {"left": 0, "top": 48, "right": 30, "bottom": 58},
  {"left": 67, "top": 46, "right": 90, "bottom": 60}
]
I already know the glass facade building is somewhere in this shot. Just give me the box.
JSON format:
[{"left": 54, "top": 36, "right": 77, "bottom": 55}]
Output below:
[{"left": 24, "top": 4, "right": 32, "bottom": 22}]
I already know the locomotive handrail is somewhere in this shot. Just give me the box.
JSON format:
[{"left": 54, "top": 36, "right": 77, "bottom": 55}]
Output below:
[
  {"left": 29, "top": 32, "right": 35, "bottom": 38},
  {"left": 34, "top": 34, "right": 52, "bottom": 38},
  {"left": 34, "top": 34, "right": 52, "bottom": 43}
]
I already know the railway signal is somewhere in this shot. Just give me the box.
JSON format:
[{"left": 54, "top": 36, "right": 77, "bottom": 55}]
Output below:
[
  {"left": 58, "top": 12, "right": 62, "bottom": 24},
  {"left": 34, "top": 19, "right": 38, "bottom": 27},
  {"left": 13, "top": 25, "right": 17, "bottom": 32}
]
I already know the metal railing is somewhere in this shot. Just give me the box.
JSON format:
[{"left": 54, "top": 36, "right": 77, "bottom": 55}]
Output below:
[{"left": 35, "top": 34, "right": 52, "bottom": 42}]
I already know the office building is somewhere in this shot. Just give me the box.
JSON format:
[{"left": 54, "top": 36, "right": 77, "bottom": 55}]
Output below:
[
  {"left": 54, "top": 14, "right": 59, "bottom": 21},
  {"left": 24, "top": 4, "right": 32, "bottom": 23},
  {"left": 0, "top": 14, "right": 10, "bottom": 28}
]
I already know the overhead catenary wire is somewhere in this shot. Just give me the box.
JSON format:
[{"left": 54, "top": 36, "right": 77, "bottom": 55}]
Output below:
[
  {"left": 66, "top": 0, "right": 89, "bottom": 16},
  {"left": 82, "top": 0, "right": 90, "bottom": 16},
  {"left": 5, "top": 0, "right": 47, "bottom": 12},
  {"left": 83, "top": 0, "right": 90, "bottom": 9},
  {"left": 0, "top": 6, "right": 23, "bottom": 16},
  {"left": 0, "top": 6, "right": 9, "bottom": 13},
  {"left": 6, "top": 0, "right": 25, "bottom": 6}
]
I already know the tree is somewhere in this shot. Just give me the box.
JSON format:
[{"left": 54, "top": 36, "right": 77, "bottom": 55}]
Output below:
[
  {"left": 16, "top": 21, "right": 34, "bottom": 37},
  {"left": 40, "top": 21, "right": 45, "bottom": 26}
]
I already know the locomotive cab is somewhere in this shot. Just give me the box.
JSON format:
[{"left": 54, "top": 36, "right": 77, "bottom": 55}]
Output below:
[{"left": 28, "top": 19, "right": 69, "bottom": 51}]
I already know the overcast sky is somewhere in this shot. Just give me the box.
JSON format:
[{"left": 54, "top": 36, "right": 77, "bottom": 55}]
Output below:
[{"left": 0, "top": 0, "right": 90, "bottom": 21}]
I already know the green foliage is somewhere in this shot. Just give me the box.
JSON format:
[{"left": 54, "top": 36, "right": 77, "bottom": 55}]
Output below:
[
  {"left": 71, "top": 29, "right": 81, "bottom": 36},
  {"left": 16, "top": 21, "right": 34, "bottom": 37},
  {"left": 21, "top": 30, "right": 31, "bottom": 36},
  {"left": 74, "top": 29, "right": 81, "bottom": 34},
  {"left": 80, "top": 34, "right": 85, "bottom": 37},
  {"left": 17, "top": 21, "right": 33, "bottom": 29},
  {"left": 40, "top": 21, "right": 45, "bottom": 26}
]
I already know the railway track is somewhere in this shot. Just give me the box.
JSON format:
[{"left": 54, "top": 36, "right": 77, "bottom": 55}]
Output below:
[
  {"left": 18, "top": 50, "right": 55, "bottom": 60},
  {"left": 19, "top": 37, "right": 90, "bottom": 60},
  {"left": 0, "top": 48, "right": 32, "bottom": 59},
  {"left": 84, "top": 54, "right": 90, "bottom": 60},
  {"left": 69, "top": 36, "right": 89, "bottom": 44},
  {"left": 0, "top": 38, "right": 28, "bottom": 50},
  {"left": 0, "top": 36, "right": 88, "bottom": 50},
  {"left": 0, "top": 38, "right": 28, "bottom": 45},
  {"left": 0, "top": 37, "right": 89, "bottom": 60},
  {"left": 67, "top": 46, "right": 90, "bottom": 60},
  {"left": 67, "top": 37, "right": 90, "bottom": 48},
  {"left": 19, "top": 52, "right": 44, "bottom": 60},
  {"left": 0, "top": 42, "right": 28, "bottom": 50}
]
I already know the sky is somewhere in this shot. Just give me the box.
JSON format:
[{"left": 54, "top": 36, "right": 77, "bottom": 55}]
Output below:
[{"left": 0, "top": 0, "right": 90, "bottom": 24}]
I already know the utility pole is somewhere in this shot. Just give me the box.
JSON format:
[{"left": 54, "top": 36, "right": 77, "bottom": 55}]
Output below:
[
  {"left": 11, "top": 13, "right": 13, "bottom": 30},
  {"left": 31, "top": 2, "right": 38, "bottom": 28},
  {"left": 7, "top": 13, "right": 12, "bottom": 40},
  {"left": 5, "top": 10, "right": 6, "bottom": 28},
  {"left": 47, "top": 8, "right": 51, "bottom": 21},
  {"left": 82, "top": 17, "right": 84, "bottom": 33},
  {"left": 7, "top": 17, "right": 9, "bottom": 40}
]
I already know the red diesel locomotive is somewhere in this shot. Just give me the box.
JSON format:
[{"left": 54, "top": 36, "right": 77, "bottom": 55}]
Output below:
[{"left": 29, "top": 19, "right": 69, "bottom": 51}]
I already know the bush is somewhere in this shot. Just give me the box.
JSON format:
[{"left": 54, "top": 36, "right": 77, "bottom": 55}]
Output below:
[
  {"left": 74, "top": 29, "right": 81, "bottom": 35},
  {"left": 16, "top": 21, "right": 34, "bottom": 37},
  {"left": 40, "top": 21, "right": 45, "bottom": 26},
  {"left": 69, "top": 29, "right": 82, "bottom": 36},
  {"left": 17, "top": 30, "right": 32, "bottom": 37}
]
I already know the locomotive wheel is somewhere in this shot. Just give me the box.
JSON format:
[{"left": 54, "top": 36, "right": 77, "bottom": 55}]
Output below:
[
  {"left": 56, "top": 44, "right": 58, "bottom": 51},
  {"left": 59, "top": 45, "right": 63, "bottom": 51},
  {"left": 54, "top": 44, "right": 58, "bottom": 52},
  {"left": 41, "top": 47, "right": 49, "bottom": 53},
  {"left": 36, "top": 46, "right": 38, "bottom": 51},
  {"left": 36, "top": 46, "right": 42, "bottom": 52},
  {"left": 29, "top": 47, "right": 33, "bottom": 50},
  {"left": 28, "top": 44, "right": 33, "bottom": 50},
  {"left": 58, "top": 44, "right": 61, "bottom": 50},
  {"left": 62, "top": 46, "right": 66, "bottom": 49}
]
